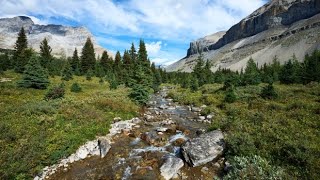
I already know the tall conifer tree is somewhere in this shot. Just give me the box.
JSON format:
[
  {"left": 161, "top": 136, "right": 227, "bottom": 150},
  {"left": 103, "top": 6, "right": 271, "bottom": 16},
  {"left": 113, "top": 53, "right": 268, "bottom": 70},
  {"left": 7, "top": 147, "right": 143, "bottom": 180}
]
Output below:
[
  {"left": 80, "top": 37, "right": 96, "bottom": 74},
  {"left": 14, "top": 27, "right": 29, "bottom": 73}
]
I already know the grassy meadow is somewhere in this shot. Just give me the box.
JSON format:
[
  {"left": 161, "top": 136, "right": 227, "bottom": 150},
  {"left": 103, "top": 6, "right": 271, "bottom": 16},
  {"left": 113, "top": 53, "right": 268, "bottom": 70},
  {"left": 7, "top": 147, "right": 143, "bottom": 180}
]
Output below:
[
  {"left": 0, "top": 71, "right": 139, "bottom": 179},
  {"left": 166, "top": 83, "right": 320, "bottom": 179}
]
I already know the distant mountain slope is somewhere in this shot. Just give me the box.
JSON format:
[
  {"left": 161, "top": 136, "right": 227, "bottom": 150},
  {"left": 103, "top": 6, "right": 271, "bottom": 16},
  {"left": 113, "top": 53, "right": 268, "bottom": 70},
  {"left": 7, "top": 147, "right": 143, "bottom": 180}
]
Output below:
[
  {"left": 167, "top": 0, "right": 320, "bottom": 72},
  {"left": 0, "top": 16, "right": 112, "bottom": 58}
]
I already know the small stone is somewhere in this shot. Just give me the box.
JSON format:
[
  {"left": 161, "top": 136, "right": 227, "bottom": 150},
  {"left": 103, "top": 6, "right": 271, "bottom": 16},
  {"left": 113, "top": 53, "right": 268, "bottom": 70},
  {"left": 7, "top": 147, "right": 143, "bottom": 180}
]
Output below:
[
  {"left": 206, "top": 114, "right": 213, "bottom": 119},
  {"left": 156, "top": 127, "right": 168, "bottom": 132},
  {"left": 199, "top": 116, "right": 206, "bottom": 120},
  {"left": 113, "top": 117, "right": 122, "bottom": 122},
  {"left": 201, "top": 166, "right": 209, "bottom": 174}
]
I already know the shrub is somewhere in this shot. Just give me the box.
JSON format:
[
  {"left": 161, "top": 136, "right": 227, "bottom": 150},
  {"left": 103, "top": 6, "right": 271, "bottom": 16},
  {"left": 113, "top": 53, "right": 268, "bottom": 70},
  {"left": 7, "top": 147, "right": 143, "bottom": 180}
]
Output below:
[
  {"left": 129, "top": 84, "right": 149, "bottom": 105},
  {"left": 70, "top": 83, "right": 82, "bottom": 93},
  {"left": 224, "top": 155, "right": 285, "bottom": 180},
  {"left": 44, "top": 84, "right": 65, "bottom": 100},
  {"left": 261, "top": 83, "right": 278, "bottom": 99},
  {"left": 224, "top": 88, "right": 237, "bottom": 103}
]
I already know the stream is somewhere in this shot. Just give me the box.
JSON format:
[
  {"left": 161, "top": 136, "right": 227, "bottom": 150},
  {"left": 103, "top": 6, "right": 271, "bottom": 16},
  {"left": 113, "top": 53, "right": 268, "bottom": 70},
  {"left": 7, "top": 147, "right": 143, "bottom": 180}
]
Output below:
[{"left": 47, "top": 87, "right": 224, "bottom": 180}]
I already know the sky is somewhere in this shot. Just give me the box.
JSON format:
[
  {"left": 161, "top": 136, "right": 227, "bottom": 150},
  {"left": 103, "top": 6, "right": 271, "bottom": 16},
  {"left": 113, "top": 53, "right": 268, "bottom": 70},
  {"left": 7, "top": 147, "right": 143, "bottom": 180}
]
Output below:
[{"left": 0, "top": 0, "right": 267, "bottom": 66}]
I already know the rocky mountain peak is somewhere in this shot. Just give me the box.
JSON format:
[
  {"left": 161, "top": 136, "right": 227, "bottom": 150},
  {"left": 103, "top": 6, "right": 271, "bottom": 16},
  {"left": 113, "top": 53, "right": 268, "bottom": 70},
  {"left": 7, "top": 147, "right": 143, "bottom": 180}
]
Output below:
[{"left": 0, "top": 16, "right": 111, "bottom": 58}]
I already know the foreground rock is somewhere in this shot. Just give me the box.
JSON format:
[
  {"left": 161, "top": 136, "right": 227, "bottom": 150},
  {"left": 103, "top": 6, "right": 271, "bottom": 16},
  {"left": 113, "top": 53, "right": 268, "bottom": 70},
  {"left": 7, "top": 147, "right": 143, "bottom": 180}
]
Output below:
[
  {"left": 182, "top": 130, "right": 224, "bottom": 167},
  {"left": 34, "top": 118, "right": 141, "bottom": 180},
  {"left": 160, "top": 155, "right": 184, "bottom": 180}
]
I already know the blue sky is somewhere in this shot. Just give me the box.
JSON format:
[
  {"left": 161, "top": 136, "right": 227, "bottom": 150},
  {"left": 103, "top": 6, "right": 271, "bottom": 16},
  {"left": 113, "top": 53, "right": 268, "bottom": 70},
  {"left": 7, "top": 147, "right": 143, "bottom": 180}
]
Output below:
[{"left": 0, "top": 0, "right": 267, "bottom": 66}]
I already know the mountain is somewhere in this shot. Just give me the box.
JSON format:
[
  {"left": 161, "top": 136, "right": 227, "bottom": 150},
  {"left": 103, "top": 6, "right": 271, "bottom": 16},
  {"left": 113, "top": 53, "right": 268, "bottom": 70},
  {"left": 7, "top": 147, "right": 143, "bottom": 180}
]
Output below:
[
  {"left": 167, "top": 0, "right": 320, "bottom": 72},
  {"left": 0, "top": 16, "right": 112, "bottom": 58}
]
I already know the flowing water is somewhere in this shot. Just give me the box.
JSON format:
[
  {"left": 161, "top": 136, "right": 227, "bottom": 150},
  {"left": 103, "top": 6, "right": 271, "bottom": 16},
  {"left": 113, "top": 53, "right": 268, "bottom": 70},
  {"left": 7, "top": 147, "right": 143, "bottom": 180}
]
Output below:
[{"left": 48, "top": 87, "right": 223, "bottom": 180}]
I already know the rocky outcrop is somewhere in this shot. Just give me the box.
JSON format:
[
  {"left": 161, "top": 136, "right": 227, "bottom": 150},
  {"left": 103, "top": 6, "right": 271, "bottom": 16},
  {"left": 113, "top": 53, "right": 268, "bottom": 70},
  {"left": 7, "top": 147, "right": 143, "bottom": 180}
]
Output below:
[
  {"left": 186, "top": 31, "right": 226, "bottom": 57},
  {"left": 181, "top": 130, "right": 225, "bottom": 167},
  {"left": 0, "top": 16, "right": 112, "bottom": 58},
  {"left": 167, "top": 0, "right": 320, "bottom": 72},
  {"left": 160, "top": 155, "right": 184, "bottom": 180},
  {"left": 210, "top": 0, "right": 320, "bottom": 51}
]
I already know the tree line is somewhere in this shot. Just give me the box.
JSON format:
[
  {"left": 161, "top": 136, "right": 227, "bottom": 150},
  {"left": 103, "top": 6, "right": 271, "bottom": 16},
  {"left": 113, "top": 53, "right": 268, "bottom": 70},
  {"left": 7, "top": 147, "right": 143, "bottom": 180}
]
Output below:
[{"left": 0, "top": 27, "right": 167, "bottom": 105}]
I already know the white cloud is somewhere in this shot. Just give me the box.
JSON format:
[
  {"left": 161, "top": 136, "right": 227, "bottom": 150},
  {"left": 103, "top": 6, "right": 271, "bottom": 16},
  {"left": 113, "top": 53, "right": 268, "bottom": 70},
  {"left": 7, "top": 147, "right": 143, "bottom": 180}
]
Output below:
[
  {"left": 146, "top": 41, "right": 162, "bottom": 56},
  {"left": 0, "top": 0, "right": 267, "bottom": 64}
]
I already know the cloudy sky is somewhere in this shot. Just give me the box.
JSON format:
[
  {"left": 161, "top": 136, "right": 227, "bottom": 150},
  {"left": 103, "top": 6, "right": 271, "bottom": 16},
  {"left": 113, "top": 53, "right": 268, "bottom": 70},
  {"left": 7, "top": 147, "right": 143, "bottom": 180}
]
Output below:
[{"left": 0, "top": 0, "right": 267, "bottom": 66}]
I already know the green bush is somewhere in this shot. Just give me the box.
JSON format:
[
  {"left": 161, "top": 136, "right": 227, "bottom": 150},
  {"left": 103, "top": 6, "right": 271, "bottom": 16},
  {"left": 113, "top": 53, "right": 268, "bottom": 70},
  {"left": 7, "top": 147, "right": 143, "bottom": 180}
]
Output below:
[
  {"left": 129, "top": 84, "right": 149, "bottom": 105},
  {"left": 224, "top": 155, "right": 285, "bottom": 180},
  {"left": 44, "top": 84, "right": 65, "bottom": 100},
  {"left": 261, "top": 83, "right": 278, "bottom": 99},
  {"left": 224, "top": 88, "right": 237, "bottom": 103},
  {"left": 70, "top": 82, "right": 82, "bottom": 93}
]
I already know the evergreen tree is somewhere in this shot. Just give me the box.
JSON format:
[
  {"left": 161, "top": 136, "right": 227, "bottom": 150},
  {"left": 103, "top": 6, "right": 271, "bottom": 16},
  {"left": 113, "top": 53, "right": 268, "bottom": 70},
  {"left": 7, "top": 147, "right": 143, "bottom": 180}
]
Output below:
[
  {"left": 261, "top": 82, "right": 278, "bottom": 99},
  {"left": 86, "top": 69, "right": 94, "bottom": 81},
  {"left": 80, "top": 37, "right": 96, "bottom": 74},
  {"left": 224, "top": 87, "right": 237, "bottom": 103},
  {"left": 114, "top": 51, "right": 121, "bottom": 67},
  {"left": 190, "top": 76, "right": 199, "bottom": 92},
  {"left": 303, "top": 50, "right": 320, "bottom": 83},
  {"left": 129, "top": 42, "right": 137, "bottom": 63},
  {"left": 242, "top": 58, "right": 261, "bottom": 85},
  {"left": 0, "top": 53, "right": 10, "bottom": 73},
  {"left": 100, "top": 51, "right": 109, "bottom": 71},
  {"left": 13, "top": 27, "right": 29, "bottom": 73},
  {"left": 61, "top": 61, "right": 73, "bottom": 81},
  {"left": 108, "top": 73, "right": 118, "bottom": 90},
  {"left": 70, "top": 48, "right": 80, "bottom": 72},
  {"left": 279, "top": 56, "right": 301, "bottom": 84},
  {"left": 71, "top": 82, "right": 82, "bottom": 92},
  {"left": 39, "top": 38, "right": 52, "bottom": 69},
  {"left": 203, "top": 60, "right": 213, "bottom": 84},
  {"left": 192, "top": 52, "right": 206, "bottom": 86},
  {"left": 17, "top": 55, "right": 49, "bottom": 89}
]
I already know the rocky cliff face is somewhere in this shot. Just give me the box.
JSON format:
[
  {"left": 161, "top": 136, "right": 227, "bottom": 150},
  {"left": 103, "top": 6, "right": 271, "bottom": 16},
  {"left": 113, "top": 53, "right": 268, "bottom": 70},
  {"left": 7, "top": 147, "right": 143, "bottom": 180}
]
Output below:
[
  {"left": 186, "top": 31, "right": 226, "bottom": 57},
  {"left": 167, "top": 0, "right": 320, "bottom": 72},
  {"left": 0, "top": 16, "right": 111, "bottom": 57}
]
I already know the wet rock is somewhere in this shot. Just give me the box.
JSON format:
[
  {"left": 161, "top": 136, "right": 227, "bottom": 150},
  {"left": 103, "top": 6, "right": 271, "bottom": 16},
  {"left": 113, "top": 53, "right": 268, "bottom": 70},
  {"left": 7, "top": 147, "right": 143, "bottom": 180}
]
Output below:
[
  {"left": 156, "top": 127, "right": 168, "bottom": 132},
  {"left": 191, "top": 107, "right": 201, "bottom": 112},
  {"left": 159, "top": 104, "right": 168, "bottom": 109},
  {"left": 140, "top": 131, "right": 159, "bottom": 145},
  {"left": 121, "top": 129, "right": 131, "bottom": 136},
  {"left": 181, "top": 130, "right": 225, "bottom": 167},
  {"left": 160, "top": 119, "right": 175, "bottom": 126},
  {"left": 172, "top": 138, "right": 187, "bottom": 146},
  {"left": 206, "top": 114, "right": 213, "bottom": 120},
  {"left": 160, "top": 155, "right": 184, "bottom": 180},
  {"left": 199, "top": 116, "right": 206, "bottom": 120},
  {"left": 145, "top": 115, "right": 154, "bottom": 121},
  {"left": 98, "top": 137, "right": 111, "bottom": 158},
  {"left": 166, "top": 125, "right": 177, "bottom": 133},
  {"left": 195, "top": 129, "right": 206, "bottom": 136}
]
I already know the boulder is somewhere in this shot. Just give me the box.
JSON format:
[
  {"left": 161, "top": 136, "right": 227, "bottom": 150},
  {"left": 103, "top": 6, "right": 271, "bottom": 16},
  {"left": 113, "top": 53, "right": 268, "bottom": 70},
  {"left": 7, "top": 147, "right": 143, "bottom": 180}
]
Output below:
[
  {"left": 191, "top": 107, "right": 201, "bottom": 112},
  {"left": 181, "top": 130, "right": 224, "bottom": 167},
  {"left": 98, "top": 138, "right": 111, "bottom": 158},
  {"left": 160, "top": 155, "right": 184, "bottom": 180}
]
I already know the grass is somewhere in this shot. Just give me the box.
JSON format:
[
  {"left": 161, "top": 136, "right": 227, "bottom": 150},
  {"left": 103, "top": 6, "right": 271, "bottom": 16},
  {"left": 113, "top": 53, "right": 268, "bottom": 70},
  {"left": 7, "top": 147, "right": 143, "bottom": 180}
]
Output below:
[
  {"left": 166, "top": 83, "right": 320, "bottom": 179},
  {"left": 0, "top": 71, "right": 139, "bottom": 179}
]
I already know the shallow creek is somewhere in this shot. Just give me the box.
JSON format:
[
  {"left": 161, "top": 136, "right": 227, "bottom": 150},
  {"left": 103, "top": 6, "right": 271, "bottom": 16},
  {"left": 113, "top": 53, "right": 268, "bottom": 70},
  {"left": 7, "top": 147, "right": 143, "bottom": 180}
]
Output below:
[{"left": 48, "top": 87, "right": 223, "bottom": 180}]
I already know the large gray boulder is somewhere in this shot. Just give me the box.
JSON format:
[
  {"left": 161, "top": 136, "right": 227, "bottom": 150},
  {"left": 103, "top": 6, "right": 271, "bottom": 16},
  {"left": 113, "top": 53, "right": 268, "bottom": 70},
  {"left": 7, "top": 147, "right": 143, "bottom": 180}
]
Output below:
[
  {"left": 98, "top": 137, "right": 111, "bottom": 158},
  {"left": 181, "top": 130, "right": 224, "bottom": 167},
  {"left": 160, "top": 155, "right": 184, "bottom": 180}
]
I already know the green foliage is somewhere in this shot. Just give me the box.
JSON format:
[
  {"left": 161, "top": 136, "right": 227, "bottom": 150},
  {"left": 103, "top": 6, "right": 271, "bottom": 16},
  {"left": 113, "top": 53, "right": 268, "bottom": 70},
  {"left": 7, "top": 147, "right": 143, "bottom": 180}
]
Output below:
[
  {"left": 129, "top": 84, "right": 149, "bottom": 105},
  {"left": 0, "top": 74, "right": 138, "bottom": 179},
  {"left": 86, "top": 69, "right": 94, "bottom": 81},
  {"left": 17, "top": 55, "right": 50, "bottom": 89},
  {"left": 80, "top": 38, "right": 96, "bottom": 74},
  {"left": 224, "top": 88, "right": 237, "bottom": 103},
  {"left": 242, "top": 58, "right": 261, "bottom": 85},
  {"left": 279, "top": 56, "right": 302, "bottom": 84},
  {"left": 261, "top": 83, "right": 278, "bottom": 99},
  {"left": 13, "top": 27, "right": 29, "bottom": 73},
  {"left": 61, "top": 61, "right": 73, "bottom": 81},
  {"left": 39, "top": 38, "right": 53, "bottom": 71},
  {"left": 44, "top": 84, "right": 65, "bottom": 100},
  {"left": 302, "top": 50, "right": 320, "bottom": 84},
  {"left": 0, "top": 52, "right": 10, "bottom": 73},
  {"left": 108, "top": 74, "right": 118, "bottom": 90},
  {"left": 70, "top": 48, "right": 80, "bottom": 73},
  {"left": 224, "top": 155, "right": 285, "bottom": 180},
  {"left": 70, "top": 82, "right": 82, "bottom": 93}
]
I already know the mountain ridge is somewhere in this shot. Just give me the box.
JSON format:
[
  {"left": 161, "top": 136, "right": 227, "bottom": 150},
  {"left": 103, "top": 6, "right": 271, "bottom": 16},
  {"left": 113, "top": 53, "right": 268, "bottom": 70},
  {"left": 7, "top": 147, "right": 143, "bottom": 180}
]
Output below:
[
  {"left": 167, "top": 0, "right": 320, "bottom": 72},
  {"left": 0, "top": 16, "right": 112, "bottom": 58}
]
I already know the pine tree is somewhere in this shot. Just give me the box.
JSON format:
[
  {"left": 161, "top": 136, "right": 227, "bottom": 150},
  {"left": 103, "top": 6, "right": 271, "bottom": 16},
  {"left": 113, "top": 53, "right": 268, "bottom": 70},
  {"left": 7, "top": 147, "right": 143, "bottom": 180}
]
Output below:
[
  {"left": 303, "top": 50, "right": 320, "bottom": 83},
  {"left": 80, "top": 37, "right": 96, "bottom": 74},
  {"left": 242, "top": 58, "right": 261, "bottom": 85},
  {"left": 279, "top": 56, "right": 301, "bottom": 84},
  {"left": 70, "top": 48, "right": 80, "bottom": 72},
  {"left": 86, "top": 69, "right": 94, "bottom": 81},
  {"left": 13, "top": 27, "right": 29, "bottom": 73},
  {"left": 190, "top": 76, "right": 199, "bottom": 92},
  {"left": 192, "top": 52, "right": 206, "bottom": 86},
  {"left": 61, "top": 61, "right": 73, "bottom": 81},
  {"left": 17, "top": 55, "right": 49, "bottom": 89},
  {"left": 261, "top": 82, "right": 278, "bottom": 99},
  {"left": 100, "top": 51, "right": 109, "bottom": 71},
  {"left": 129, "top": 42, "right": 137, "bottom": 63},
  {"left": 39, "top": 38, "right": 52, "bottom": 69},
  {"left": 203, "top": 60, "right": 213, "bottom": 84}
]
